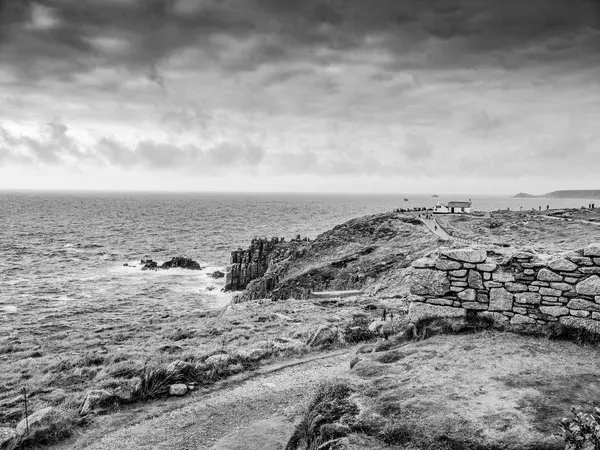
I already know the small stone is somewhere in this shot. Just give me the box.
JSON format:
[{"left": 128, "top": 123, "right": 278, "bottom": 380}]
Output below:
[
  {"left": 564, "top": 277, "right": 579, "bottom": 284},
  {"left": 449, "top": 269, "right": 467, "bottom": 277},
  {"left": 579, "top": 267, "right": 600, "bottom": 275},
  {"left": 528, "top": 286, "right": 540, "bottom": 292},
  {"left": 511, "top": 314, "right": 536, "bottom": 325},
  {"left": 463, "top": 263, "right": 476, "bottom": 269},
  {"left": 548, "top": 258, "right": 578, "bottom": 272},
  {"left": 477, "top": 293, "right": 489, "bottom": 303},
  {"left": 524, "top": 269, "right": 535, "bottom": 275},
  {"left": 513, "top": 307, "right": 528, "bottom": 314},
  {"left": 492, "top": 271, "right": 515, "bottom": 282},
  {"left": 550, "top": 282, "right": 573, "bottom": 292},
  {"left": 489, "top": 288, "right": 514, "bottom": 311},
  {"left": 513, "top": 252, "right": 536, "bottom": 260},
  {"left": 539, "top": 287, "right": 562, "bottom": 297},
  {"left": 532, "top": 281, "right": 550, "bottom": 286},
  {"left": 169, "top": 384, "right": 188, "bottom": 396},
  {"left": 515, "top": 292, "right": 542, "bottom": 305},
  {"left": 427, "top": 298, "right": 454, "bottom": 306},
  {"left": 450, "top": 286, "right": 465, "bottom": 292},
  {"left": 451, "top": 281, "right": 468, "bottom": 287},
  {"left": 477, "top": 263, "right": 497, "bottom": 272},
  {"left": 458, "top": 289, "right": 476, "bottom": 301},
  {"left": 505, "top": 282, "right": 528, "bottom": 293},
  {"left": 483, "top": 272, "right": 491, "bottom": 280},
  {"left": 540, "top": 306, "right": 569, "bottom": 317},
  {"left": 462, "top": 302, "right": 487, "bottom": 310},
  {"left": 570, "top": 310, "right": 591, "bottom": 318},
  {"left": 576, "top": 275, "right": 600, "bottom": 296},
  {"left": 537, "top": 269, "right": 563, "bottom": 282},
  {"left": 485, "top": 281, "right": 503, "bottom": 288},
  {"left": 568, "top": 256, "right": 593, "bottom": 266}
]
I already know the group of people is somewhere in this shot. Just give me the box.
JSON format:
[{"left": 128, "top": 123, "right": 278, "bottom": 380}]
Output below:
[{"left": 589, "top": 203, "right": 596, "bottom": 209}]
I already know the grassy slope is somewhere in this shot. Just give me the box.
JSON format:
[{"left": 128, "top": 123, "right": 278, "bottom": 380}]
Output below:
[{"left": 437, "top": 210, "right": 600, "bottom": 251}]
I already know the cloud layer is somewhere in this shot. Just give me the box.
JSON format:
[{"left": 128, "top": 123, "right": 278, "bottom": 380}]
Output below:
[{"left": 1, "top": 0, "right": 599, "bottom": 191}]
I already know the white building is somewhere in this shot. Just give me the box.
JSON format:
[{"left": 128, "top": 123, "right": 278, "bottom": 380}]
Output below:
[{"left": 433, "top": 200, "right": 472, "bottom": 214}]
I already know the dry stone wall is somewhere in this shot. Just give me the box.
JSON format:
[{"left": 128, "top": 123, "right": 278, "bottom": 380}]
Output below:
[{"left": 409, "top": 243, "right": 600, "bottom": 332}]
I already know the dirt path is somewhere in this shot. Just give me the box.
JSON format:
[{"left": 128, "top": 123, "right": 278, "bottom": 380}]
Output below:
[
  {"left": 420, "top": 217, "right": 452, "bottom": 241},
  {"left": 56, "top": 351, "right": 353, "bottom": 450}
]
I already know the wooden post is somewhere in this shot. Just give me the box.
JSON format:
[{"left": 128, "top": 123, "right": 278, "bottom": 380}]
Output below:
[{"left": 21, "top": 386, "right": 29, "bottom": 434}]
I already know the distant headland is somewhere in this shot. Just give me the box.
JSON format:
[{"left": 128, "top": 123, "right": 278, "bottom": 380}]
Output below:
[{"left": 513, "top": 190, "right": 600, "bottom": 199}]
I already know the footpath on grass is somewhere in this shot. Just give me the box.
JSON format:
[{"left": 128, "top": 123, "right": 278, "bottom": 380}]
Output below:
[{"left": 52, "top": 351, "right": 353, "bottom": 450}]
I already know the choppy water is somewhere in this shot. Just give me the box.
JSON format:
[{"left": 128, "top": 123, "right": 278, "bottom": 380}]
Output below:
[{"left": 0, "top": 191, "right": 596, "bottom": 331}]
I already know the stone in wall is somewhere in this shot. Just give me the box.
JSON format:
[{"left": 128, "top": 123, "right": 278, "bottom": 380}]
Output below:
[
  {"left": 575, "top": 275, "right": 600, "bottom": 296},
  {"left": 548, "top": 258, "right": 578, "bottom": 272},
  {"left": 537, "top": 269, "right": 562, "bottom": 282},
  {"left": 560, "top": 316, "right": 600, "bottom": 333},
  {"left": 583, "top": 243, "right": 600, "bottom": 257},
  {"left": 441, "top": 248, "right": 487, "bottom": 263},
  {"left": 410, "top": 269, "right": 451, "bottom": 296},
  {"left": 489, "top": 288, "right": 513, "bottom": 311}
]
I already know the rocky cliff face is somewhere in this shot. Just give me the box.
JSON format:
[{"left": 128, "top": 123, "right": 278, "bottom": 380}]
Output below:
[
  {"left": 228, "top": 212, "right": 440, "bottom": 302},
  {"left": 224, "top": 237, "right": 310, "bottom": 291}
]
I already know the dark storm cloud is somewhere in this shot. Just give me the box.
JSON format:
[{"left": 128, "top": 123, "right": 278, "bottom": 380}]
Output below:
[{"left": 2, "top": 0, "right": 599, "bottom": 84}]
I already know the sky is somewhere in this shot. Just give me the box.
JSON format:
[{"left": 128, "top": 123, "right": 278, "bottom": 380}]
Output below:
[{"left": 0, "top": 0, "right": 599, "bottom": 194}]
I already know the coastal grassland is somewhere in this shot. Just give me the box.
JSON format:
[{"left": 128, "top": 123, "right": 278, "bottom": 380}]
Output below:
[
  {"left": 436, "top": 209, "right": 600, "bottom": 251},
  {"left": 0, "top": 295, "right": 402, "bottom": 445},
  {"left": 288, "top": 325, "right": 600, "bottom": 450}
]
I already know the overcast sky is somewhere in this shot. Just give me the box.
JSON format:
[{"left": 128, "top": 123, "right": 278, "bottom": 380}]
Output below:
[{"left": 1, "top": 0, "right": 599, "bottom": 193}]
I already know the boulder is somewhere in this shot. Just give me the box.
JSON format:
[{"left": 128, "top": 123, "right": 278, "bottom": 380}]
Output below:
[
  {"left": 16, "top": 407, "right": 55, "bottom": 436},
  {"left": 168, "top": 384, "right": 188, "bottom": 396},
  {"left": 489, "top": 288, "right": 514, "bottom": 311},
  {"left": 409, "top": 269, "right": 450, "bottom": 296},
  {"left": 141, "top": 259, "right": 158, "bottom": 270},
  {"left": 548, "top": 258, "right": 578, "bottom": 272},
  {"left": 576, "top": 275, "right": 600, "bottom": 296},
  {"left": 407, "top": 302, "right": 466, "bottom": 322},
  {"left": 210, "top": 270, "right": 225, "bottom": 278},
  {"left": 161, "top": 257, "right": 202, "bottom": 270},
  {"left": 560, "top": 316, "right": 600, "bottom": 333},
  {"left": 440, "top": 248, "right": 487, "bottom": 263},
  {"left": 79, "top": 389, "right": 115, "bottom": 415}
]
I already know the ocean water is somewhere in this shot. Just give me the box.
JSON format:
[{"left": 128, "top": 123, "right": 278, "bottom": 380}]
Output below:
[{"left": 0, "top": 191, "right": 596, "bottom": 331}]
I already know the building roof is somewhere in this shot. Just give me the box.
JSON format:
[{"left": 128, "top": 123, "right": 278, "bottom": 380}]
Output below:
[{"left": 447, "top": 201, "right": 472, "bottom": 207}]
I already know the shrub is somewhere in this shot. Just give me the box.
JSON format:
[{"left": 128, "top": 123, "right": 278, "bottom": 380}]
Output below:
[
  {"left": 344, "top": 316, "right": 378, "bottom": 344},
  {"left": 558, "top": 407, "right": 600, "bottom": 450},
  {"left": 547, "top": 324, "right": 600, "bottom": 347}
]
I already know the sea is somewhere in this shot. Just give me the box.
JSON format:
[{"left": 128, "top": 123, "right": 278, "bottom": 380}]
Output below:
[{"left": 1, "top": 191, "right": 597, "bottom": 331}]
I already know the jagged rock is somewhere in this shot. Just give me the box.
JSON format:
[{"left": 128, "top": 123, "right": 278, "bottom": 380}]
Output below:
[
  {"left": 168, "top": 384, "right": 188, "bottom": 396},
  {"left": 141, "top": 259, "right": 158, "bottom": 270},
  {"left": 16, "top": 407, "right": 55, "bottom": 436},
  {"left": 161, "top": 257, "right": 202, "bottom": 270},
  {"left": 79, "top": 389, "right": 115, "bottom": 415},
  {"left": 489, "top": 288, "right": 514, "bottom": 311},
  {"left": 408, "top": 302, "right": 466, "bottom": 322},
  {"left": 576, "top": 276, "right": 600, "bottom": 296},
  {"left": 440, "top": 248, "right": 487, "bottom": 263},
  {"left": 0, "top": 428, "right": 16, "bottom": 448},
  {"left": 210, "top": 270, "right": 225, "bottom": 278},
  {"left": 410, "top": 269, "right": 450, "bottom": 296}
]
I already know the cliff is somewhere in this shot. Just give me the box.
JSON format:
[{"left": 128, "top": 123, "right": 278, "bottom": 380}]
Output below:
[{"left": 226, "top": 212, "right": 441, "bottom": 302}]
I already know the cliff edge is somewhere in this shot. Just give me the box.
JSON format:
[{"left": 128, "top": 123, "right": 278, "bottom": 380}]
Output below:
[{"left": 226, "top": 212, "right": 441, "bottom": 302}]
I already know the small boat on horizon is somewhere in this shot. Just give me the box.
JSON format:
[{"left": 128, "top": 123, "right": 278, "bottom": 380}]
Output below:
[
  {"left": 431, "top": 194, "right": 439, "bottom": 198},
  {"left": 404, "top": 198, "right": 409, "bottom": 201}
]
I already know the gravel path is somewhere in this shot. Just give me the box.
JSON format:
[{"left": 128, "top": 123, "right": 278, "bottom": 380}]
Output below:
[{"left": 64, "top": 351, "right": 353, "bottom": 450}]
